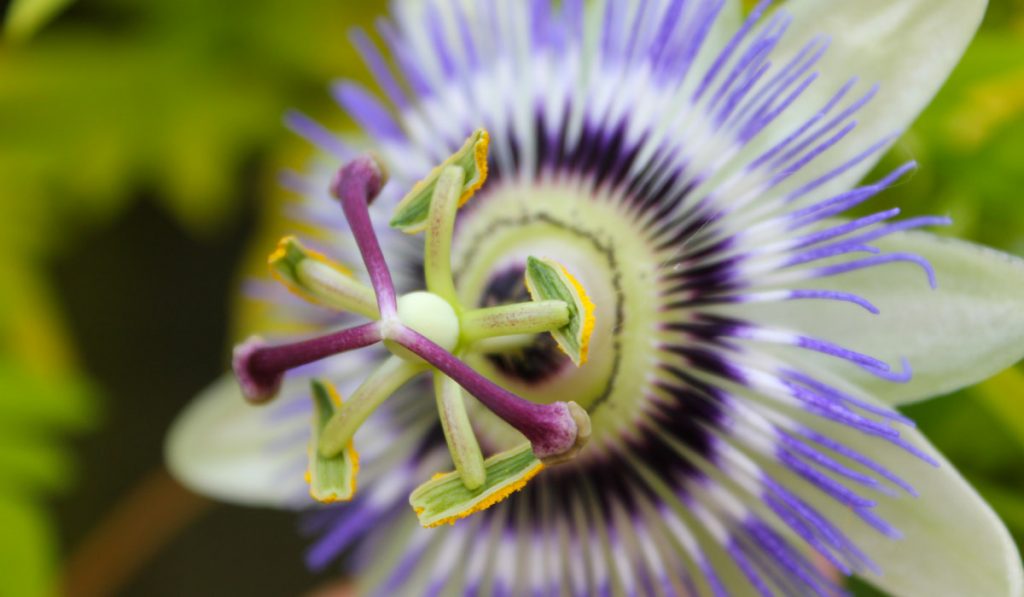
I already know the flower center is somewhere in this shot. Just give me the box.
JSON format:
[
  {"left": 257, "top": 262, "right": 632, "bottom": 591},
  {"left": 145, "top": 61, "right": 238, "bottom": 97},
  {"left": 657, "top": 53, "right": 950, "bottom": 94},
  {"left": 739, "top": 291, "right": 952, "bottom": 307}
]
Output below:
[
  {"left": 479, "top": 266, "right": 570, "bottom": 383},
  {"left": 385, "top": 291, "right": 460, "bottom": 358},
  {"left": 452, "top": 180, "right": 666, "bottom": 456}
]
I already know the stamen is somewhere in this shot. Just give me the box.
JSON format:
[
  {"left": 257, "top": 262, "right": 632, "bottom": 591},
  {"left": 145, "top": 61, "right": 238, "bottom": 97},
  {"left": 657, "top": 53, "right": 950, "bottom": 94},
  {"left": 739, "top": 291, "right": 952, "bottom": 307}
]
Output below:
[
  {"left": 307, "top": 379, "right": 360, "bottom": 503},
  {"left": 389, "top": 129, "right": 489, "bottom": 233},
  {"left": 409, "top": 442, "right": 544, "bottom": 527},
  {"left": 424, "top": 165, "right": 464, "bottom": 304},
  {"left": 233, "top": 322, "right": 383, "bottom": 403},
  {"left": 434, "top": 371, "right": 486, "bottom": 490},
  {"left": 268, "top": 236, "right": 379, "bottom": 319},
  {"left": 524, "top": 257, "right": 596, "bottom": 366},
  {"left": 319, "top": 356, "right": 426, "bottom": 457},
  {"left": 461, "top": 301, "right": 570, "bottom": 343}
]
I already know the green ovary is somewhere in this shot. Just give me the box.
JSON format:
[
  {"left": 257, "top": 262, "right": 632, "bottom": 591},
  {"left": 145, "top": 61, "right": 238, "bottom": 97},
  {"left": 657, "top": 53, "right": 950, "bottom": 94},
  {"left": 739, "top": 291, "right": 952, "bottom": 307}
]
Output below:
[{"left": 452, "top": 181, "right": 665, "bottom": 456}]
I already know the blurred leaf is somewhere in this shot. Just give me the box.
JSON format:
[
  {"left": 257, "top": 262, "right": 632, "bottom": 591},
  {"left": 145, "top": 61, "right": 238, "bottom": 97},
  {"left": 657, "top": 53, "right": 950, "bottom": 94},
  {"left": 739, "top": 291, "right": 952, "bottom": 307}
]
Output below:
[
  {"left": 975, "top": 479, "right": 1024, "bottom": 536},
  {"left": 0, "top": 0, "right": 385, "bottom": 240},
  {"left": 0, "top": 499, "right": 54, "bottom": 597},
  {"left": 973, "top": 366, "right": 1024, "bottom": 452},
  {"left": 3, "top": 0, "right": 73, "bottom": 42}
]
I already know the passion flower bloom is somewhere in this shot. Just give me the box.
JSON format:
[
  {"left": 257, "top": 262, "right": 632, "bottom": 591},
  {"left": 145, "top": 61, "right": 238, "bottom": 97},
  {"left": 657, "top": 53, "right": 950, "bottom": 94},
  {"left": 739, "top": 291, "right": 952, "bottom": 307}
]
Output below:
[{"left": 168, "top": 0, "right": 1024, "bottom": 595}]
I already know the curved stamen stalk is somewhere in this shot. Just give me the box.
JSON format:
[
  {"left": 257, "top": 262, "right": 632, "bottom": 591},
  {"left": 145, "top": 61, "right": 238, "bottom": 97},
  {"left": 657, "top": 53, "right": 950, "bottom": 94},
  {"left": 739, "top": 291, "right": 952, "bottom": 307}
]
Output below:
[
  {"left": 460, "top": 301, "right": 570, "bottom": 343},
  {"left": 424, "top": 165, "right": 463, "bottom": 305},
  {"left": 330, "top": 156, "right": 398, "bottom": 318},
  {"left": 233, "top": 321, "right": 383, "bottom": 403},
  {"left": 391, "top": 325, "right": 590, "bottom": 463},
  {"left": 269, "top": 236, "right": 379, "bottom": 319},
  {"left": 319, "top": 356, "right": 427, "bottom": 456},
  {"left": 434, "top": 371, "right": 486, "bottom": 489}
]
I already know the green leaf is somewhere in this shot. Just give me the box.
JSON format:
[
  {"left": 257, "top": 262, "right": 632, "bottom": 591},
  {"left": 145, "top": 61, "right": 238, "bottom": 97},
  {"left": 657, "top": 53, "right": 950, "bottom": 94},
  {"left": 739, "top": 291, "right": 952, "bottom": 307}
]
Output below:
[
  {"left": 0, "top": 498, "right": 55, "bottom": 597},
  {"left": 973, "top": 366, "right": 1024, "bottom": 453},
  {"left": 3, "top": 0, "right": 73, "bottom": 42}
]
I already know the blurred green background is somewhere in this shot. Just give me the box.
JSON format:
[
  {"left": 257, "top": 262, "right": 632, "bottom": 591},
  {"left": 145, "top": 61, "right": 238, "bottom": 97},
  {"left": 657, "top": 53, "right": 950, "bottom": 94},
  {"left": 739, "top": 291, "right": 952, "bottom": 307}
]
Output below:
[{"left": 1, "top": 0, "right": 1023, "bottom": 595}]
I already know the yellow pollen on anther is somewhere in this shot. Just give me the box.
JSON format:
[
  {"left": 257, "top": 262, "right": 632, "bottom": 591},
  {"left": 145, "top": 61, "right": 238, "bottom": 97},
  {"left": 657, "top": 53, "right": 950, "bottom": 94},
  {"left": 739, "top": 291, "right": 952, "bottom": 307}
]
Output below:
[
  {"left": 268, "top": 236, "right": 355, "bottom": 306},
  {"left": 421, "top": 461, "right": 545, "bottom": 528},
  {"left": 307, "top": 381, "right": 360, "bottom": 504},
  {"left": 559, "top": 265, "right": 596, "bottom": 365},
  {"left": 458, "top": 129, "right": 490, "bottom": 207}
]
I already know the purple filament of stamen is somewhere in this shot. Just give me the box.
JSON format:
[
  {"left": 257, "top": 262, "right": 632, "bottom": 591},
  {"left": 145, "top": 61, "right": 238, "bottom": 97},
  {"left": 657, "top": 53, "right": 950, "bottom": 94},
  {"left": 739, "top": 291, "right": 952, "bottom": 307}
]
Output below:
[
  {"left": 761, "top": 477, "right": 876, "bottom": 573},
  {"left": 732, "top": 35, "right": 827, "bottom": 133}
]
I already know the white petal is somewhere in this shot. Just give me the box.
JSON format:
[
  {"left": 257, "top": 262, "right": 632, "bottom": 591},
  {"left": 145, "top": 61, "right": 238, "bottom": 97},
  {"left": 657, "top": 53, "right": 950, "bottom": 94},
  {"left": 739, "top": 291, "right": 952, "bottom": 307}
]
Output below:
[
  {"left": 732, "top": 231, "right": 1024, "bottom": 405},
  {"left": 777, "top": 373, "right": 1023, "bottom": 597},
  {"left": 762, "top": 0, "right": 986, "bottom": 195},
  {"left": 165, "top": 374, "right": 309, "bottom": 508}
]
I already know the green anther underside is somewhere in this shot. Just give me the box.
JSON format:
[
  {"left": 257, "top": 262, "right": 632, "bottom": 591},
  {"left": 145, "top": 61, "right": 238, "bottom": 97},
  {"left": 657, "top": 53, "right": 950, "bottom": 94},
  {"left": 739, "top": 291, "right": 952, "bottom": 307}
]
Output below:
[
  {"left": 524, "top": 256, "right": 592, "bottom": 366},
  {"left": 408, "top": 443, "right": 542, "bottom": 527},
  {"left": 389, "top": 129, "right": 488, "bottom": 233},
  {"left": 308, "top": 379, "right": 357, "bottom": 503}
]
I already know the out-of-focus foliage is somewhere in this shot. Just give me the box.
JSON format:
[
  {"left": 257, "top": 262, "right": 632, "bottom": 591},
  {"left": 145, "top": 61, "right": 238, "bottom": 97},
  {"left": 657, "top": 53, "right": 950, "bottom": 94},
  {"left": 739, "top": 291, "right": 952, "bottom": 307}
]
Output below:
[
  {"left": 3, "top": 0, "right": 74, "bottom": 42},
  {"left": 0, "top": 1, "right": 384, "bottom": 594},
  {"left": 0, "top": 0, "right": 383, "bottom": 237}
]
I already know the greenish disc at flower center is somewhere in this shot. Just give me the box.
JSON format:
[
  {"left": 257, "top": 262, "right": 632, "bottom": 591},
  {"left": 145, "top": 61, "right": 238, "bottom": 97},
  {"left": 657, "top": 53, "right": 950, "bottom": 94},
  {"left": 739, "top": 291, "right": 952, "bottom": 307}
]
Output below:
[{"left": 452, "top": 182, "right": 664, "bottom": 457}]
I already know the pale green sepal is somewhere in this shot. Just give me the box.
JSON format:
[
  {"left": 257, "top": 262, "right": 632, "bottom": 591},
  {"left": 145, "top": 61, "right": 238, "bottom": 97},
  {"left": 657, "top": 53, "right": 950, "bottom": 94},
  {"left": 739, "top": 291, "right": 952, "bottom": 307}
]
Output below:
[
  {"left": 524, "top": 256, "right": 596, "bottom": 366},
  {"left": 409, "top": 442, "right": 543, "bottom": 528},
  {"left": 268, "top": 236, "right": 378, "bottom": 319},
  {"left": 306, "top": 379, "right": 359, "bottom": 503},
  {"left": 389, "top": 129, "right": 489, "bottom": 234},
  {"left": 4, "top": 0, "right": 73, "bottom": 42}
]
